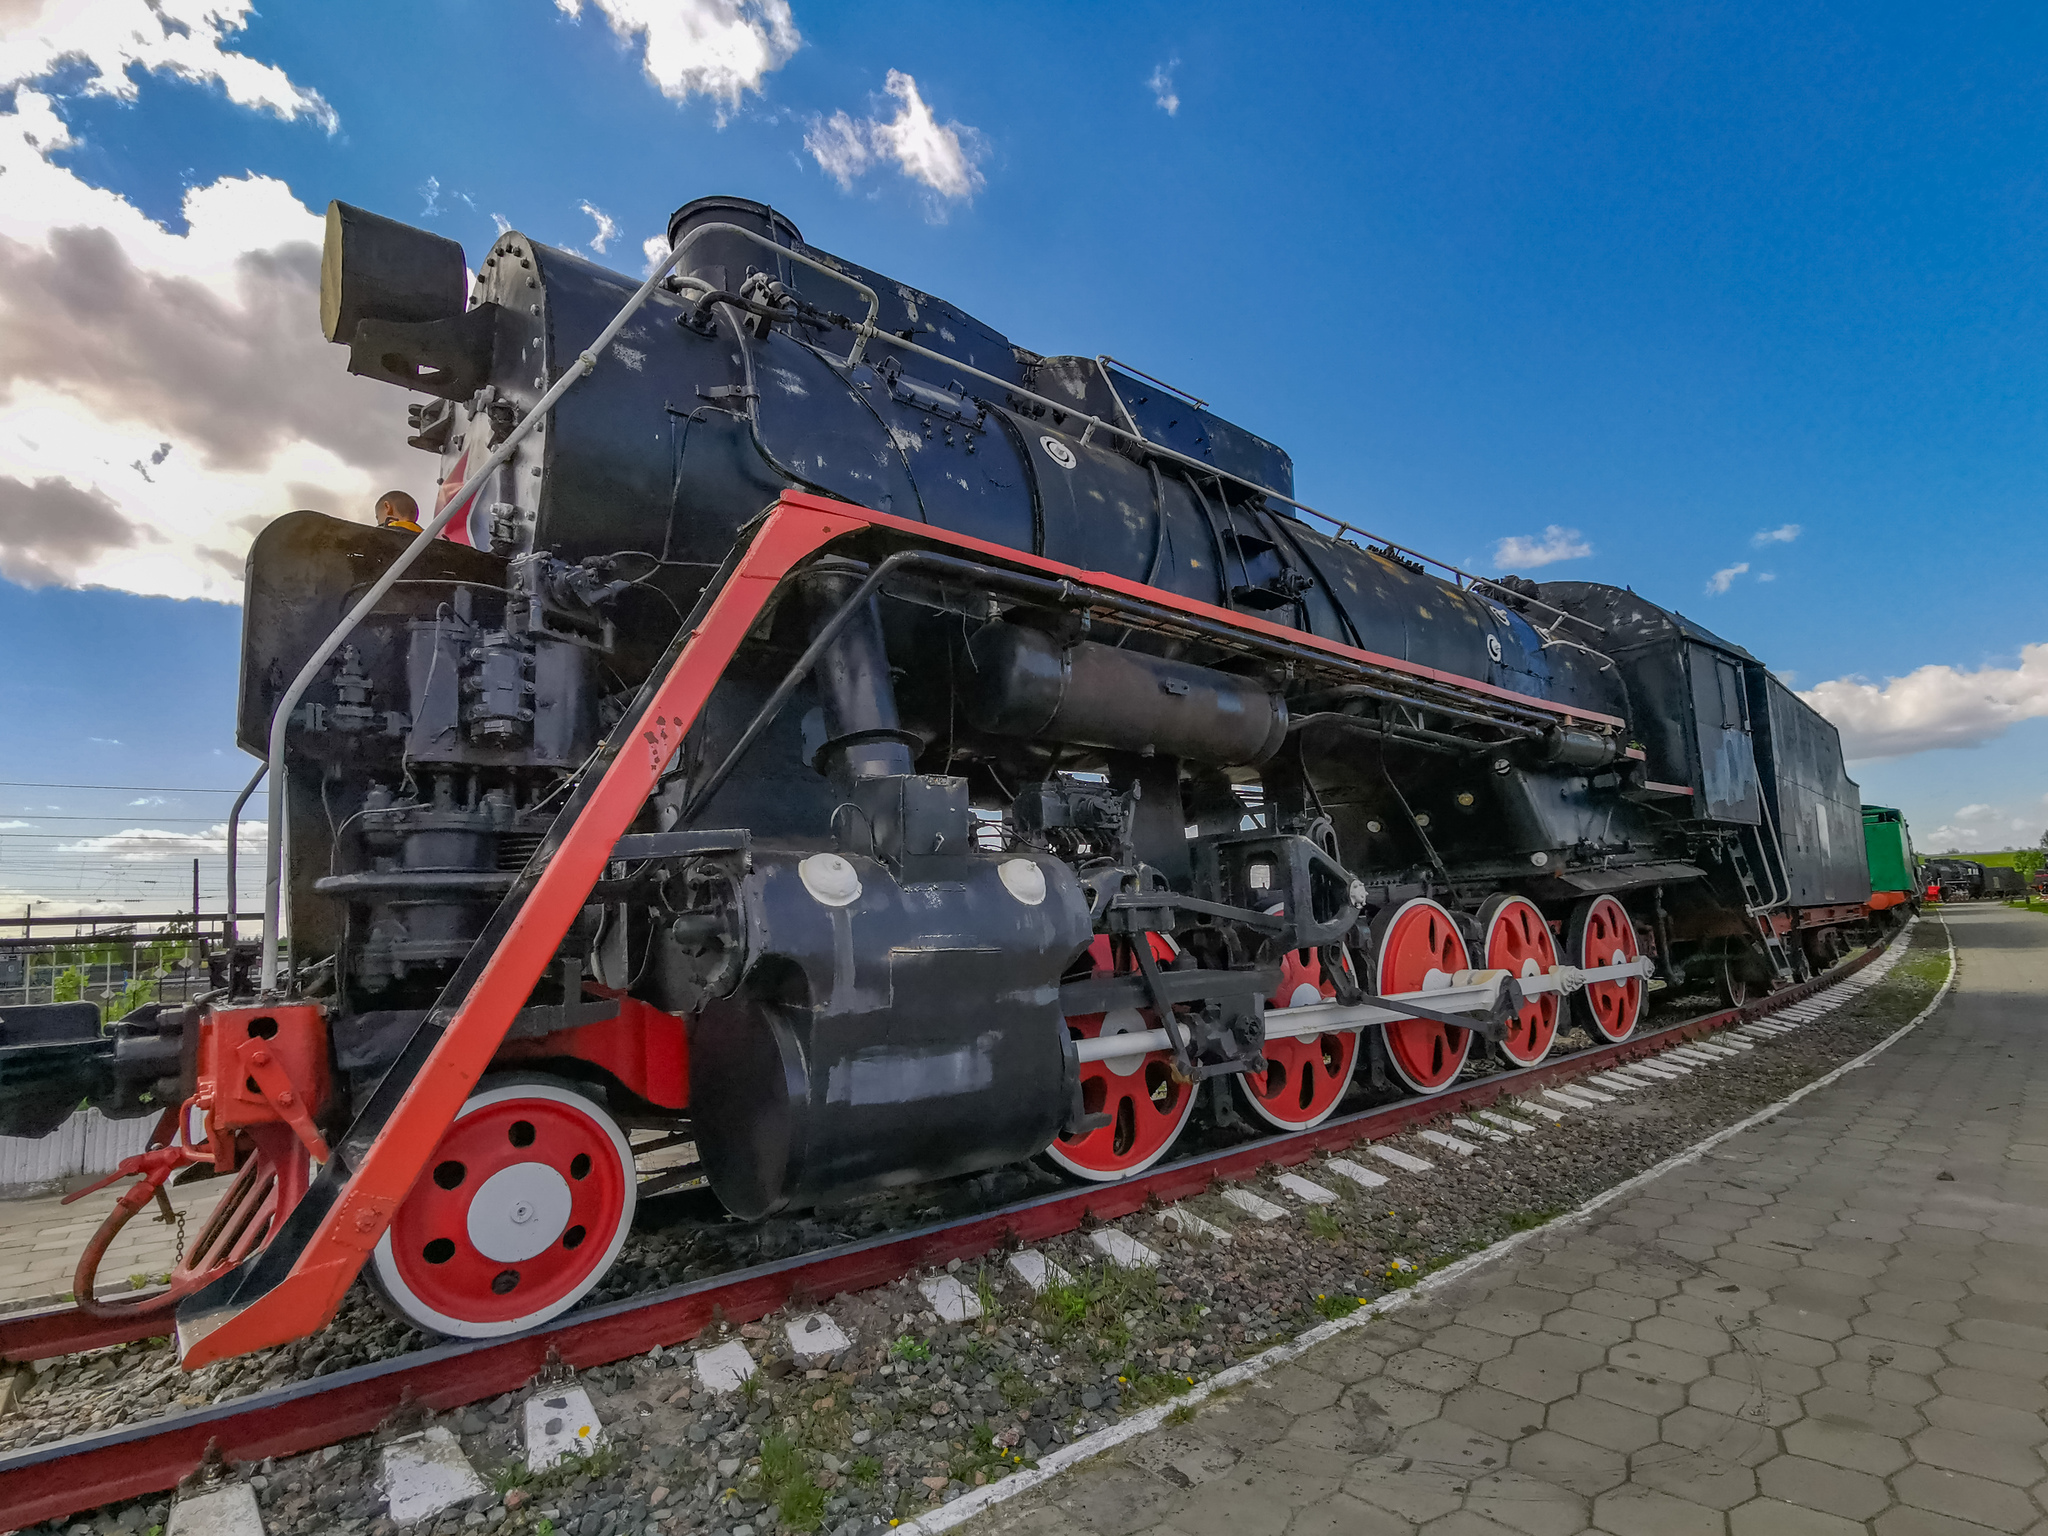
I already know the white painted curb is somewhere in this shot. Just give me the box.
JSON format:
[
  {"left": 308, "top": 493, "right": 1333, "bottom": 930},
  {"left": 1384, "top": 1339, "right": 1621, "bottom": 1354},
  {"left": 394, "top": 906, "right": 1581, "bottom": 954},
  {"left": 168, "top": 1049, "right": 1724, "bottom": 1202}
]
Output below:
[{"left": 904, "top": 917, "right": 1951, "bottom": 1534}]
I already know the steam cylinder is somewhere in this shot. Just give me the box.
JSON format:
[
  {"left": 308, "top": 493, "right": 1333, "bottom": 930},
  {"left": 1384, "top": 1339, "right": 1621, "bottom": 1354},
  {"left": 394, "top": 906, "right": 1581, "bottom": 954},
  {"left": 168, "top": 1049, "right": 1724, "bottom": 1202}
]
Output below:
[{"left": 964, "top": 623, "right": 1288, "bottom": 766}]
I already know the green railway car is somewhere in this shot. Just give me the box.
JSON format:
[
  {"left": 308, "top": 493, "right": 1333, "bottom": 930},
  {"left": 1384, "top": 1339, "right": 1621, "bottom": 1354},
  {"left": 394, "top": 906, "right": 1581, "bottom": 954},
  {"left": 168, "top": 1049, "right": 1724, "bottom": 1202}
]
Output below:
[{"left": 1862, "top": 805, "right": 1920, "bottom": 908}]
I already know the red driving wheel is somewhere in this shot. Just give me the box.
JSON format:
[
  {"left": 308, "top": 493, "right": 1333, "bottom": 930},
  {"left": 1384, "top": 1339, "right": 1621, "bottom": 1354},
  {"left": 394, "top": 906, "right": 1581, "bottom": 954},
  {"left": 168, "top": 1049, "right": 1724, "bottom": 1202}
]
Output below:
[
  {"left": 369, "top": 1077, "right": 636, "bottom": 1337},
  {"left": 1480, "top": 894, "right": 1561, "bottom": 1067},
  {"left": 1236, "top": 942, "right": 1360, "bottom": 1129},
  {"left": 1372, "top": 898, "right": 1473, "bottom": 1093},
  {"left": 1044, "top": 934, "right": 1197, "bottom": 1182},
  {"left": 1570, "top": 894, "right": 1644, "bottom": 1042}
]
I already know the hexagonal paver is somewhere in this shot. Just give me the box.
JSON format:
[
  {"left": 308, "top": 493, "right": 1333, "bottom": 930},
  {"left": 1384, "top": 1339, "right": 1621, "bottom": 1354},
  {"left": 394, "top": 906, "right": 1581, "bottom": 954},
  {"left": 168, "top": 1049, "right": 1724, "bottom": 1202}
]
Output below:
[
  {"left": 1545, "top": 1396, "right": 1661, "bottom": 1455},
  {"left": 1606, "top": 1339, "right": 1712, "bottom": 1385},
  {"left": 1396, "top": 1416, "right": 1511, "bottom": 1475},
  {"left": 1573, "top": 1288, "right": 1660, "bottom": 1325},
  {"left": 1545, "top": 1309, "right": 1636, "bottom": 1348},
  {"left": 1432, "top": 1323, "right": 1523, "bottom": 1365},
  {"left": 1919, "top": 1392, "right": 2047, "bottom": 1443},
  {"left": 1953, "top": 1316, "right": 2048, "bottom": 1353},
  {"left": 1941, "top": 1341, "right": 2048, "bottom": 1380},
  {"left": 1753, "top": 1303, "right": 1859, "bottom": 1343},
  {"left": 1285, "top": 1493, "right": 1418, "bottom": 1536},
  {"left": 1658, "top": 1405, "right": 1777, "bottom": 1464},
  {"left": 1579, "top": 1364, "right": 1689, "bottom": 1417},
  {"left": 1627, "top": 1443, "right": 1759, "bottom": 1509},
  {"left": 1931, "top": 1366, "right": 2048, "bottom": 1413},
  {"left": 1635, "top": 1315, "right": 1735, "bottom": 1359},
  {"left": 1481, "top": 1335, "right": 1606, "bottom": 1405},
  {"left": 1796, "top": 1385, "right": 1925, "bottom": 1437},
  {"left": 1739, "top": 1325, "right": 1842, "bottom": 1369},
  {"left": 1508, "top": 1429, "right": 1630, "bottom": 1495},
  {"left": 1688, "top": 1373, "right": 1803, "bottom": 1427},
  {"left": 1464, "top": 1469, "right": 1592, "bottom": 1536},
  {"left": 1891, "top": 1462, "right": 2043, "bottom": 1533},
  {"left": 1728, "top": 1495, "right": 1867, "bottom": 1536},
  {"left": 1389, "top": 1347, "right": 1481, "bottom": 1394},
  {"left": 1780, "top": 1417, "right": 1912, "bottom": 1475},
  {"left": 1442, "top": 1384, "right": 1549, "bottom": 1443},
  {"left": 1590, "top": 1484, "right": 1722, "bottom": 1536},
  {"left": 1906, "top": 1426, "right": 2047, "bottom": 1487},
  {"left": 1350, "top": 1378, "right": 1446, "bottom": 1429},
  {"left": 1341, "top": 1458, "right": 1468, "bottom": 1523},
  {"left": 1755, "top": 1453, "right": 1891, "bottom": 1520},
  {"left": 1872, "top": 1508, "right": 2023, "bottom": 1536}
]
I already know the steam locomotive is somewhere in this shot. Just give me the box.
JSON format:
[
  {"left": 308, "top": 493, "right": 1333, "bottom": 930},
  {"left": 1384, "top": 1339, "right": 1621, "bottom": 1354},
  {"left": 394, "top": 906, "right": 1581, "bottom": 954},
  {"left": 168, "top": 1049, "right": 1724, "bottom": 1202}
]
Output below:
[{"left": 0, "top": 198, "right": 1891, "bottom": 1359}]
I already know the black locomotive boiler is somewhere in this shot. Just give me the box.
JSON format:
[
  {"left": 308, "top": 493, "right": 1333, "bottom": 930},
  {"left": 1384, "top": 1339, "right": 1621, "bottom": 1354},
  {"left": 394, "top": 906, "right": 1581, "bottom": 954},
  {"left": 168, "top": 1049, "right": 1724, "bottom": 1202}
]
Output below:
[{"left": 0, "top": 197, "right": 1889, "bottom": 1356}]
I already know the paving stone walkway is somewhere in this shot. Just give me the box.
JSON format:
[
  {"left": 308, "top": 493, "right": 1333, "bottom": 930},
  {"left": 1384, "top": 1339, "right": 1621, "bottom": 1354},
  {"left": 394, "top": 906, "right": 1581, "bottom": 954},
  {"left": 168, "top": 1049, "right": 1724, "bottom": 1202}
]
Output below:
[{"left": 962, "top": 905, "right": 2048, "bottom": 1536}]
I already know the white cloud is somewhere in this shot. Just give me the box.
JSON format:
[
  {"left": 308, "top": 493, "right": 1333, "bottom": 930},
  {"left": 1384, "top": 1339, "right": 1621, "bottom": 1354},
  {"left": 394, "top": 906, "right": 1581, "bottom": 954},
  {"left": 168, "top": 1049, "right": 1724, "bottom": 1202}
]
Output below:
[
  {"left": 1706, "top": 562, "right": 1749, "bottom": 594},
  {"left": 0, "top": 83, "right": 429, "bottom": 601},
  {"left": 0, "top": 0, "right": 337, "bottom": 130},
  {"left": 805, "top": 110, "right": 872, "bottom": 189},
  {"left": 642, "top": 233, "right": 673, "bottom": 275},
  {"left": 491, "top": 212, "right": 512, "bottom": 236},
  {"left": 580, "top": 200, "right": 619, "bottom": 254},
  {"left": 419, "top": 175, "right": 442, "bottom": 218},
  {"left": 57, "top": 821, "right": 264, "bottom": 862},
  {"left": 1752, "top": 523, "right": 1802, "bottom": 546},
  {"left": 1148, "top": 58, "right": 1180, "bottom": 116},
  {"left": 1800, "top": 642, "right": 2048, "bottom": 760},
  {"left": 805, "top": 71, "right": 987, "bottom": 214},
  {"left": 555, "top": 0, "right": 798, "bottom": 119},
  {"left": 1954, "top": 803, "right": 1998, "bottom": 821},
  {"left": 1492, "top": 525, "right": 1591, "bottom": 570},
  {"left": 1756, "top": 571, "right": 1777, "bottom": 582}
]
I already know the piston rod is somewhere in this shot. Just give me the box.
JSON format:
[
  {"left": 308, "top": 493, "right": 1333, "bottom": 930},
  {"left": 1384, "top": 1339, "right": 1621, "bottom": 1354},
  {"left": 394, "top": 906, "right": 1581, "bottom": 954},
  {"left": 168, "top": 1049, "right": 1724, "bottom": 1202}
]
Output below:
[{"left": 1070, "top": 957, "right": 1656, "bottom": 1064}]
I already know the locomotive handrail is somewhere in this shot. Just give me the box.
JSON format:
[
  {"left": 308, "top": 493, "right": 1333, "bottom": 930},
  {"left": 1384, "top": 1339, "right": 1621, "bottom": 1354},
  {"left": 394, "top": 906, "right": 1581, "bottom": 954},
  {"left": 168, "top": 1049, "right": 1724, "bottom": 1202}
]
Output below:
[
  {"left": 676, "top": 220, "right": 1602, "bottom": 638},
  {"left": 254, "top": 222, "right": 883, "bottom": 992}
]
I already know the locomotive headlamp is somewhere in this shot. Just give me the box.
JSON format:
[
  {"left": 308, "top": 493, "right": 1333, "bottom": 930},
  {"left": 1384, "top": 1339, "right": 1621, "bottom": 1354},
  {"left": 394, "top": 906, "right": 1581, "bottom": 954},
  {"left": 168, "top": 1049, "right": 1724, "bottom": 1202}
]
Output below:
[{"left": 1456, "top": 792, "right": 1476, "bottom": 808}]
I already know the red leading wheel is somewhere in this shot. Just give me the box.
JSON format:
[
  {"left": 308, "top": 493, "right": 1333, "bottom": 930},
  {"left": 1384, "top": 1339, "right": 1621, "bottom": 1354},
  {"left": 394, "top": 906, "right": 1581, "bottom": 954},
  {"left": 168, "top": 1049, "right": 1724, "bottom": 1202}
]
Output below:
[
  {"left": 1480, "top": 894, "right": 1561, "bottom": 1067},
  {"left": 1237, "top": 939, "right": 1361, "bottom": 1130},
  {"left": 1570, "top": 894, "right": 1644, "bottom": 1042},
  {"left": 1043, "top": 934, "right": 1197, "bottom": 1182},
  {"left": 1372, "top": 898, "right": 1473, "bottom": 1094},
  {"left": 370, "top": 1078, "right": 636, "bottom": 1337}
]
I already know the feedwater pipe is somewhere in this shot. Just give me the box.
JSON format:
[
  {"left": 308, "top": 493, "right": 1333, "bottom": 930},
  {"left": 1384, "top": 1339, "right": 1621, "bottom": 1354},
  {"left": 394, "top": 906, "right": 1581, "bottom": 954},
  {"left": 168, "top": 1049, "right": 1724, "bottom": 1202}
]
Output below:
[{"left": 256, "top": 226, "right": 882, "bottom": 992}]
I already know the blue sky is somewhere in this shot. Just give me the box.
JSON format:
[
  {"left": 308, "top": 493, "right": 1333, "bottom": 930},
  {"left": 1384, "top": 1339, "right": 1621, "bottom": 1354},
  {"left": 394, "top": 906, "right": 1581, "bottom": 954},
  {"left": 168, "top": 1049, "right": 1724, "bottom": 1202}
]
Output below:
[{"left": 0, "top": 0, "right": 2044, "bottom": 912}]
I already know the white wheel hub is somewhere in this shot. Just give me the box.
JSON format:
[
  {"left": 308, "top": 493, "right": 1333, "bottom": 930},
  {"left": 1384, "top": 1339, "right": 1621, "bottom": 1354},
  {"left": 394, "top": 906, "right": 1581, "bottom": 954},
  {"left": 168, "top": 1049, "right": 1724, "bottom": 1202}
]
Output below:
[
  {"left": 1095, "top": 1007, "right": 1149, "bottom": 1077},
  {"left": 466, "top": 1162, "right": 573, "bottom": 1262}
]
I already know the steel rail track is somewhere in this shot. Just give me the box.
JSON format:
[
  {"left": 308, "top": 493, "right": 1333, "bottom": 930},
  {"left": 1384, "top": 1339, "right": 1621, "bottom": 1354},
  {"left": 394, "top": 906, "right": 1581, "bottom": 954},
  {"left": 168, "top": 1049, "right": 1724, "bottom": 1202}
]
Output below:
[{"left": 0, "top": 935, "right": 1890, "bottom": 1525}]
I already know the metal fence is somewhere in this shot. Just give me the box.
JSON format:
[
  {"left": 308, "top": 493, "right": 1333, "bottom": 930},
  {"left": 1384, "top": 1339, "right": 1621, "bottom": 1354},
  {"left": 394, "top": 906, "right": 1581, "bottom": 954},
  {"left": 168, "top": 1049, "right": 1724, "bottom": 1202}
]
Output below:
[
  {"left": 0, "top": 914, "right": 258, "bottom": 1015},
  {"left": 0, "top": 1109, "right": 157, "bottom": 1197}
]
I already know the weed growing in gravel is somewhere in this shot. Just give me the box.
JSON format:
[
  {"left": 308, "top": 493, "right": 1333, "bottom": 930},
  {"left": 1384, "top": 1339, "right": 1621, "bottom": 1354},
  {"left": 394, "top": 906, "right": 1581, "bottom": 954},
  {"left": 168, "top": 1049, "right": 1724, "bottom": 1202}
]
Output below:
[
  {"left": 849, "top": 1454, "right": 882, "bottom": 1486},
  {"left": 749, "top": 1434, "right": 827, "bottom": 1532},
  {"left": 998, "top": 1368, "right": 1034, "bottom": 1407},
  {"left": 1305, "top": 1207, "right": 1345, "bottom": 1241},
  {"left": 1505, "top": 1205, "right": 1567, "bottom": 1232},
  {"left": 1119, "top": 1370, "right": 1198, "bottom": 1407},
  {"left": 975, "top": 1265, "right": 1000, "bottom": 1320},
  {"left": 1166, "top": 1402, "right": 1197, "bottom": 1426},
  {"left": 491, "top": 1440, "right": 622, "bottom": 1495},
  {"left": 1313, "top": 1292, "right": 1363, "bottom": 1320},
  {"left": 1036, "top": 1260, "right": 1162, "bottom": 1350},
  {"left": 889, "top": 1335, "right": 931, "bottom": 1363}
]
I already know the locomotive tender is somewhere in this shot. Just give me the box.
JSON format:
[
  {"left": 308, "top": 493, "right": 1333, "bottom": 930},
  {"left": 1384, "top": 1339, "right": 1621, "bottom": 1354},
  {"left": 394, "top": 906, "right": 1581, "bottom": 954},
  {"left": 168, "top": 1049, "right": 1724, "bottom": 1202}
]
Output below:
[{"left": 4, "top": 197, "right": 1891, "bottom": 1359}]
